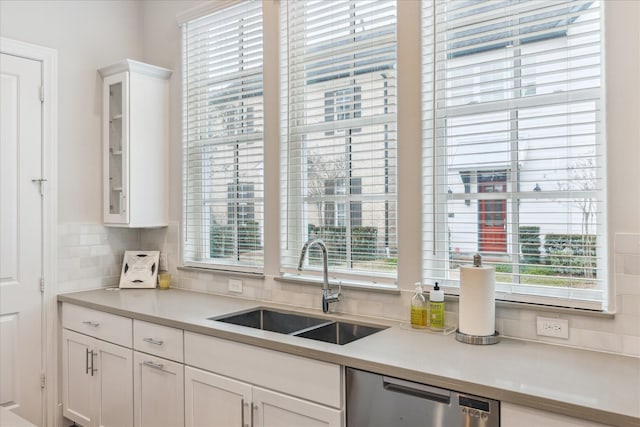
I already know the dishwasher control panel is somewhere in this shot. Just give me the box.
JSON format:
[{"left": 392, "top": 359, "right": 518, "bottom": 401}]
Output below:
[{"left": 459, "top": 395, "right": 499, "bottom": 425}]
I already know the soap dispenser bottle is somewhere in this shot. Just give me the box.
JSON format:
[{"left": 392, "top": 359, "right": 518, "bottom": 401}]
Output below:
[
  {"left": 429, "top": 282, "right": 445, "bottom": 330},
  {"left": 410, "top": 282, "right": 428, "bottom": 329}
]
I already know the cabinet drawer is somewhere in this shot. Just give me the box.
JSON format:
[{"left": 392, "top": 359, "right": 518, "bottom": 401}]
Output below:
[
  {"left": 133, "top": 351, "right": 185, "bottom": 427},
  {"left": 133, "top": 320, "right": 183, "bottom": 362},
  {"left": 63, "top": 303, "right": 132, "bottom": 347},
  {"left": 184, "top": 332, "right": 342, "bottom": 409}
]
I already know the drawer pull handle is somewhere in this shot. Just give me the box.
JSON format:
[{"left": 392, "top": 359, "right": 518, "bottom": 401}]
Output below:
[
  {"left": 241, "top": 398, "right": 245, "bottom": 427},
  {"left": 85, "top": 348, "right": 90, "bottom": 374},
  {"left": 251, "top": 403, "right": 258, "bottom": 426},
  {"left": 90, "top": 350, "right": 97, "bottom": 376},
  {"left": 143, "top": 337, "right": 164, "bottom": 346},
  {"left": 82, "top": 321, "right": 100, "bottom": 328},
  {"left": 142, "top": 360, "right": 164, "bottom": 370}
]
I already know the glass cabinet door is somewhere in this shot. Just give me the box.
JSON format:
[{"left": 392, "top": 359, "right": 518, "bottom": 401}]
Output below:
[
  {"left": 109, "top": 81, "right": 123, "bottom": 215},
  {"left": 103, "top": 72, "right": 128, "bottom": 223}
]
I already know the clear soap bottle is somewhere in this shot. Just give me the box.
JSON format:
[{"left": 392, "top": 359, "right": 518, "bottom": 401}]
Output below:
[{"left": 410, "top": 282, "right": 428, "bottom": 329}]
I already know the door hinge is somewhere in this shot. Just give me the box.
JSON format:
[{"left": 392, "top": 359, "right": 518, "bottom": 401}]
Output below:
[
  {"left": 40, "top": 86, "right": 44, "bottom": 103},
  {"left": 40, "top": 277, "right": 44, "bottom": 293},
  {"left": 40, "top": 373, "right": 46, "bottom": 389}
]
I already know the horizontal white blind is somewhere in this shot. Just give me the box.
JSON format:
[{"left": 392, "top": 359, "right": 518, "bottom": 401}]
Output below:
[
  {"left": 281, "top": 0, "right": 398, "bottom": 281},
  {"left": 423, "top": 0, "right": 605, "bottom": 309},
  {"left": 183, "top": 1, "right": 264, "bottom": 269}
]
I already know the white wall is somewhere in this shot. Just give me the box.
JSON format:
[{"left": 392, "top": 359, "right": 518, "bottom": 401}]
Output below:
[{"left": 0, "top": 0, "right": 145, "bottom": 223}]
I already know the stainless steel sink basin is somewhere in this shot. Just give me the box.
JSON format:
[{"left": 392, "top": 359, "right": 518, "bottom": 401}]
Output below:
[
  {"left": 211, "top": 307, "right": 386, "bottom": 345},
  {"left": 210, "top": 308, "right": 329, "bottom": 334},
  {"left": 294, "top": 321, "right": 386, "bottom": 345}
]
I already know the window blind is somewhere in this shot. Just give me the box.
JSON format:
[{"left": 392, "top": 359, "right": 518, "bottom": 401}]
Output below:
[
  {"left": 182, "top": 1, "right": 264, "bottom": 269},
  {"left": 422, "top": 0, "right": 605, "bottom": 309},
  {"left": 281, "top": 0, "right": 398, "bottom": 282}
]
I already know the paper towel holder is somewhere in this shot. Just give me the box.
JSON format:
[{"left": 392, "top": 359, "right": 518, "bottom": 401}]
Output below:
[
  {"left": 455, "top": 329, "right": 500, "bottom": 345},
  {"left": 455, "top": 253, "right": 501, "bottom": 345}
]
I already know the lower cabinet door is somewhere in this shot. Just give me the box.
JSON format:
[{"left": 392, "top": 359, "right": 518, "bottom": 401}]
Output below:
[
  {"left": 62, "top": 330, "right": 96, "bottom": 427},
  {"left": 252, "top": 387, "right": 342, "bottom": 427},
  {"left": 133, "top": 351, "right": 184, "bottom": 427},
  {"left": 185, "top": 366, "right": 252, "bottom": 427},
  {"left": 96, "top": 340, "right": 133, "bottom": 427},
  {"left": 501, "top": 403, "right": 612, "bottom": 427}
]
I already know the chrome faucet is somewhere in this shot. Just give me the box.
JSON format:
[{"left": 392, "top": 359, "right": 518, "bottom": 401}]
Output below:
[{"left": 297, "top": 238, "right": 341, "bottom": 313}]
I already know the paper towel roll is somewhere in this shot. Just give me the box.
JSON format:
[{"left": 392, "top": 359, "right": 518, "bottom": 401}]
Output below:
[{"left": 459, "top": 264, "right": 496, "bottom": 336}]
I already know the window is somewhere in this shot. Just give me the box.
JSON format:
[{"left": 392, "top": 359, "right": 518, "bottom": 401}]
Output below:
[
  {"left": 324, "top": 178, "right": 362, "bottom": 227},
  {"left": 422, "top": 1, "right": 605, "bottom": 309},
  {"left": 182, "top": 1, "right": 264, "bottom": 269},
  {"left": 281, "top": 0, "right": 398, "bottom": 281}
]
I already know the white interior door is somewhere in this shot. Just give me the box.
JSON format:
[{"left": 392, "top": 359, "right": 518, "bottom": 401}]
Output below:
[{"left": 0, "top": 52, "right": 44, "bottom": 426}]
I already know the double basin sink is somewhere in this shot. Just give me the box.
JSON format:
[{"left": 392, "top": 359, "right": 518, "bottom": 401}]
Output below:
[{"left": 210, "top": 308, "right": 386, "bottom": 346}]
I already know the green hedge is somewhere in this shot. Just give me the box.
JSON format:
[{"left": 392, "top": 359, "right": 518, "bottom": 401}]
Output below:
[
  {"left": 519, "top": 226, "right": 541, "bottom": 265},
  {"left": 544, "top": 233, "right": 596, "bottom": 276},
  {"left": 307, "top": 224, "right": 378, "bottom": 264},
  {"left": 210, "top": 221, "right": 262, "bottom": 258}
]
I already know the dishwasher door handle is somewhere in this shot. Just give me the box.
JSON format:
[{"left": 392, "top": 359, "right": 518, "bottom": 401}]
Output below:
[{"left": 382, "top": 376, "right": 451, "bottom": 404}]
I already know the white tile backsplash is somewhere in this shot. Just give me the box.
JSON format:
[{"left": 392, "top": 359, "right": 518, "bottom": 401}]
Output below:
[
  {"left": 58, "top": 223, "right": 140, "bottom": 293},
  {"left": 622, "top": 335, "right": 640, "bottom": 357},
  {"left": 614, "top": 233, "right": 640, "bottom": 255},
  {"left": 70, "top": 224, "right": 634, "bottom": 357}
]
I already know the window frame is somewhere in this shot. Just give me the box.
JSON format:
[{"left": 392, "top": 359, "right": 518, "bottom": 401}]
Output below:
[
  {"left": 279, "top": 0, "right": 399, "bottom": 286},
  {"left": 422, "top": 0, "right": 606, "bottom": 310},
  {"left": 181, "top": 0, "right": 265, "bottom": 272}
]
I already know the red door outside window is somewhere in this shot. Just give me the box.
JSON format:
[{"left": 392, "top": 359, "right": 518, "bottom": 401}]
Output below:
[{"left": 478, "top": 174, "right": 507, "bottom": 253}]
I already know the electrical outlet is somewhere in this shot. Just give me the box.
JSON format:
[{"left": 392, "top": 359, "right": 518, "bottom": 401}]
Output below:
[
  {"left": 159, "top": 252, "right": 168, "bottom": 271},
  {"left": 228, "top": 279, "right": 243, "bottom": 293},
  {"left": 536, "top": 316, "right": 569, "bottom": 339}
]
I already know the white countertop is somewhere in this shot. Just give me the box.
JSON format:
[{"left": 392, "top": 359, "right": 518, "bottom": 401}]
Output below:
[{"left": 58, "top": 288, "right": 640, "bottom": 427}]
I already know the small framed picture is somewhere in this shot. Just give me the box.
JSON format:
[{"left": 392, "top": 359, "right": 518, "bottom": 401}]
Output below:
[{"left": 119, "top": 251, "right": 160, "bottom": 289}]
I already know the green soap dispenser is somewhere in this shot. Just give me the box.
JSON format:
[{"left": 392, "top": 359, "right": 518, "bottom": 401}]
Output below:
[
  {"left": 429, "top": 282, "right": 445, "bottom": 330},
  {"left": 410, "top": 282, "right": 428, "bottom": 329}
]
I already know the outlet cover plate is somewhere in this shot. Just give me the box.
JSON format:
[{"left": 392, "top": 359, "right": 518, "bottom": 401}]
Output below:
[
  {"left": 228, "top": 279, "right": 243, "bottom": 293},
  {"left": 159, "top": 252, "right": 168, "bottom": 271},
  {"left": 536, "top": 316, "right": 569, "bottom": 339}
]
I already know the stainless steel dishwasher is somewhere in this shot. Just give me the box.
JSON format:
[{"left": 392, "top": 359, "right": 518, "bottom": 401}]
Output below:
[{"left": 346, "top": 368, "right": 499, "bottom": 427}]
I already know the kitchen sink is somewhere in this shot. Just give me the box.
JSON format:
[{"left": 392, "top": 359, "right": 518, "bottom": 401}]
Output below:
[
  {"left": 210, "top": 307, "right": 386, "bottom": 345},
  {"left": 295, "top": 321, "right": 385, "bottom": 345},
  {"left": 211, "top": 308, "right": 330, "bottom": 335}
]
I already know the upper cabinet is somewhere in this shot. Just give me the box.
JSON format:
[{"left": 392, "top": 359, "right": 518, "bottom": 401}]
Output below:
[{"left": 98, "top": 59, "right": 172, "bottom": 227}]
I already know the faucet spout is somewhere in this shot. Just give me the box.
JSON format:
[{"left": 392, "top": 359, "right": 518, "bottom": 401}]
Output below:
[{"left": 298, "top": 238, "right": 341, "bottom": 313}]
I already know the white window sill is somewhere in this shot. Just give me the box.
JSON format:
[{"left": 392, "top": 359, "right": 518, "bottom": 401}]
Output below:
[{"left": 276, "top": 273, "right": 400, "bottom": 295}]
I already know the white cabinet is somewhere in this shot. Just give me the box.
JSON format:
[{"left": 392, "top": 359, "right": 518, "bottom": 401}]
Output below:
[
  {"left": 98, "top": 59, "right": 171, "bottom": 227},
  {"left": 61, "top": 329, "right": 133, "bottom": 427},
  {"left": 133, "top": 352, "right": 184, "bottom": 427},
  {"left": 184, "top": 332, "right": 342, "bottom": 409},
  {"left": 61, "top": 330, "right": 94, "bottom": 426},
  {"left": 185, "top": 367, "right": 341, "bottom": 427},
  {"left": 133, "top": 319, "right": 184, "bottom": 363},
  {"left": 185, "top": 367, "right": 251, "bottom": 427},
  {"left": 253, "top": 386, "right": 342, "bottom": 427},
  {"left": 184, "top": 332, "right": 343, "bottom": 427},
  {"left": 502, "top": 402, "right": 612, "bottom": 427}
]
